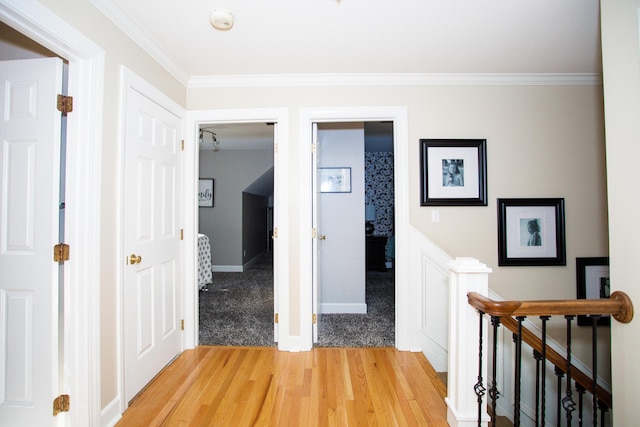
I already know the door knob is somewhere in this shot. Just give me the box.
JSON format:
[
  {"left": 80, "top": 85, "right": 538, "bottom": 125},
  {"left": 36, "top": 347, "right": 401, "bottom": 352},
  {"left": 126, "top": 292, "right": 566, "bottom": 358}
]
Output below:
[
  {"left": 129, "top": 254, "right": 142, "bottom": 265},
  {"left": 318, "top": 235, "right": 326, "bottom": 240}
]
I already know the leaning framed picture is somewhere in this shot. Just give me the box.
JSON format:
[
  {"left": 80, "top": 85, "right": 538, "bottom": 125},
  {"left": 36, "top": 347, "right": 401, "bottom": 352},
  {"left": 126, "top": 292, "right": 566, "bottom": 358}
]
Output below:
[
  {"left": 576, "top": 257, "right": 610, "bottom": 326},
  {"left": 198, "top": 178, "right": 214, "bottom": 207},
  {"left": 420, "top": 139, "right": 487, "bottom": 206},
  {"left": 319, "top": 167, "right": 351, "bottom": 193},
  {"left": 497, "top": 198, "right": 566, "bottom": 266}
]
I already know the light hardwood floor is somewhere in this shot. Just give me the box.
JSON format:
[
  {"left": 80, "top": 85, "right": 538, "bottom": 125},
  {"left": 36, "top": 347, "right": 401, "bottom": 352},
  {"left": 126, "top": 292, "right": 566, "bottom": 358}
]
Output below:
[{"left": 116, "top": 346, "right": 449, "bottom": 426}]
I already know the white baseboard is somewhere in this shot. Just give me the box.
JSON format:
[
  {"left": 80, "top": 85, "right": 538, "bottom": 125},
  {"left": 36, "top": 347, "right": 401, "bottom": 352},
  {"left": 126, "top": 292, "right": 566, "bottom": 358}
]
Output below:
[
  {"left": 321, "top": 303, "right": 367, "bottom": 314},
  {"left": 100, "top": 396, "right": 122, "bottom": 427},
  {"left": 212, "top": 265, "right": 243, "bottom": 272}
]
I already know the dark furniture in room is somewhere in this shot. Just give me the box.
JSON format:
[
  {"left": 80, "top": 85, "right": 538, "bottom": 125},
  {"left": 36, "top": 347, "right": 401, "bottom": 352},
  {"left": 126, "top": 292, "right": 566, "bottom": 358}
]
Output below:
[{"left": 366, "top": 235, "right": 387, "bottom": 271}]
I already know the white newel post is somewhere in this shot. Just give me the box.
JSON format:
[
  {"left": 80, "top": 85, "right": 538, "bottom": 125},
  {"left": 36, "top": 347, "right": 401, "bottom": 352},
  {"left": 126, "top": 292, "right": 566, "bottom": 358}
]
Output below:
[{"left": 446, "top": 257, "right": 492, "bottom": 427}]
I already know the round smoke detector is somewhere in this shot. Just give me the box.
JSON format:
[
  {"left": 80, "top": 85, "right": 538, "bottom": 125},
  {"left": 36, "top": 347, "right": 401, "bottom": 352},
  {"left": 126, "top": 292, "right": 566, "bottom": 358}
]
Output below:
[{"left": 210, "top": 10, "right": 234, "bottom": 31}]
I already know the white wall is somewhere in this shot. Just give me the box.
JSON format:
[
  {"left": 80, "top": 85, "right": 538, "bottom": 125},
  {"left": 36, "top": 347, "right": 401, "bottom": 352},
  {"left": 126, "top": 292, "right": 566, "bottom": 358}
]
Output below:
[
  {"left": 601, "top": 0, "right": 640, "bottom": 425},
  {"left": 318, "top": 123, "right": 366, "bottom": 313}
]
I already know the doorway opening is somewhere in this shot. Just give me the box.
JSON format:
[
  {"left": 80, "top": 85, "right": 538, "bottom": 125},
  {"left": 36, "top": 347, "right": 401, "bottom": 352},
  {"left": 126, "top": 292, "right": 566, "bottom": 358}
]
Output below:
[
  {"left": 313, "top": 121, "right": 396, "bottom": 347},
  {"left": 197, "top": 122, "right": 276, "bottom": 346}
]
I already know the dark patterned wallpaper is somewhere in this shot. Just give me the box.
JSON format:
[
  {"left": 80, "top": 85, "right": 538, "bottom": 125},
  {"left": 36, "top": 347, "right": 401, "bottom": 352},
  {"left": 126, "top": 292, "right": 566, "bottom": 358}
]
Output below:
[{"left": 365, "top": 152, "right": 394, "bottom": 237}]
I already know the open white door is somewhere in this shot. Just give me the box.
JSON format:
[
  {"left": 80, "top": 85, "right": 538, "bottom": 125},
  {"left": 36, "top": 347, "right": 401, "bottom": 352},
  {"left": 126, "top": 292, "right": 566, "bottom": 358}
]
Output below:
[
  {"left": 0, "top": 58, "right": 63, "bottom": 426},
  {"left": 311, "top": 123, "right": 321, "bottom": 343},
  {"left": 123, "top": 88, "right": 183, "bottom": 403}
]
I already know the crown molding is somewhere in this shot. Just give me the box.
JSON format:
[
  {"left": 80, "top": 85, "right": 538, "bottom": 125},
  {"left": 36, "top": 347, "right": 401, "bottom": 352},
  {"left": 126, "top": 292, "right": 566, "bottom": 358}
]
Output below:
[
  {"left": 90, "top": 2, "right": 601, "bottom": 90},
  {"left": 187, "top": 73, "right": 602, "bottom": 88},
  {"left": 90, "top": 0, "right": 189, "bottom": 86}
]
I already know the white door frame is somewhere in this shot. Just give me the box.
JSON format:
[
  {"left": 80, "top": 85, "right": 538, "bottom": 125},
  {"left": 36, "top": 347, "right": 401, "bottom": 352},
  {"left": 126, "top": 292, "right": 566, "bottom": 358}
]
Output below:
[
  {"left": 299, "top": 107, "right": 410, "bottom": 352},
  {"left": 0, "top": 1, "right": 104, "bottom": 426},
  {"left": 184, "top": 108, "right": 290, "bottom": 350}
]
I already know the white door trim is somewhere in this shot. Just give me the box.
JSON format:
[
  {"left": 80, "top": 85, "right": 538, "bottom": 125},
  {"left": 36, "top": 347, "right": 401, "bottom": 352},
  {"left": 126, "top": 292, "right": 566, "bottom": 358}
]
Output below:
[
  {"left": 184, "top": 108, "right": 290, "bottom": 350},
  {"left": 299, "top": 107, "right": 410, "bottom": 352},
  {"left": 0, "top": 1, "right": 105, "bottom": 426}
]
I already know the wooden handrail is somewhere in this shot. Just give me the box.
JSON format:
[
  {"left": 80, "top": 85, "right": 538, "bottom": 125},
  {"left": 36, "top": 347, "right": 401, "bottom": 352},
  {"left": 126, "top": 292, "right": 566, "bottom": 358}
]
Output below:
[
  {"left": 467, "top": 291, "right": 634, "bottom": 323},
  {"left": 466, "top": 291, "right": 634, "bottom": 409}
]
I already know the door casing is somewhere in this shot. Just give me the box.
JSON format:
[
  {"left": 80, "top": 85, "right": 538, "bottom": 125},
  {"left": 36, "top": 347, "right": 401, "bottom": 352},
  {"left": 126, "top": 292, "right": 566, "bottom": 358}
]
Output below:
[
  {"left": 184, "top": 108, "right": 290, "bottom": 350},
  {"left": 300, "top": 107, "right": 410, "bottom": 352}
]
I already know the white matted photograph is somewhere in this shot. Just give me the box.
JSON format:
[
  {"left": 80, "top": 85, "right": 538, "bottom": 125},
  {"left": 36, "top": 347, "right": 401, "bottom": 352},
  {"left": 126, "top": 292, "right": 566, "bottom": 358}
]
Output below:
[
  {"left": 498, "top": 198, "right": 566, "bottom": 266},
  {"left": 320, "top": 167, "right": 351, "bottom": 193},
  {"left": 420, "top": 139, "right": 487, "bottom": 206},
  {"left": 576, "top": 257, "right": 610, "bottom": 326}
]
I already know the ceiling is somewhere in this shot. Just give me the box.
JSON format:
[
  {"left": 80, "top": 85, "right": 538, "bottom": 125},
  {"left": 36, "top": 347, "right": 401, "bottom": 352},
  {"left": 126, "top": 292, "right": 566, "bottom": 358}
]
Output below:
[
  {"left": 93, "top": 0, "right": 602, "bottom": 84},
  {"left": 92, "top": 0, "right": 601, "bottom": 151}
]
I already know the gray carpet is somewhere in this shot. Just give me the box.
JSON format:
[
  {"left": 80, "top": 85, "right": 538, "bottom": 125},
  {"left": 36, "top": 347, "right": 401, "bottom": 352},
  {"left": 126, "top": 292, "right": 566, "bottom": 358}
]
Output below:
[
  {"left": 316, "top": 270, "right": 395, "bottom": 347},
  {"left": 198, "top": 252, "right": 395, "bottom": 347}
]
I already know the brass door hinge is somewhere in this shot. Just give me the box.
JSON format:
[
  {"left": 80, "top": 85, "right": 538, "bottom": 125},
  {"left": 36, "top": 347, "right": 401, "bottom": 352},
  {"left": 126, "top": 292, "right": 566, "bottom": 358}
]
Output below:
[
  {"left": 181, "top": 319, "right": 184, "bottom": 330},
  {"left": 53, "top": 394, "right": 70, "bottom": 416},
  {"left": 274, "top": 313, "right": 279, "bottom": 324},
  {"left": 312, "top": 314, "right": 317, "bottom": 324},
  {"left": 312, "top": 228, "right": 317, "bottom": 238},
  {"left": 311, "top": 143, "right": 316, "bottom": 154},
  {"left": 53, "top": 243, "right": 70, "bottom": 262},
  {"left": 181, "top": 140, "right": 184, "bottom": 151},
  {"left": 57, "top": 95, "right": 73, "bottom": 114},
  {"left": 180, "top": 229, "right": 184, "bottom": 240},
  {"left": 272, "top": 227, "right": 278, "bottom": 239}
]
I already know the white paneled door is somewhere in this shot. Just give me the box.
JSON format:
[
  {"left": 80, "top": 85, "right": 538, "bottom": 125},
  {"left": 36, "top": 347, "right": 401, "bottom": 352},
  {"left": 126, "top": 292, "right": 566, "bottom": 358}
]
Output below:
[
  {"left": 0, "top": 58, "right": 63, "bottom": 426},
  {"left": 123, "top": 88, "right": 182, "bottom": 403}
]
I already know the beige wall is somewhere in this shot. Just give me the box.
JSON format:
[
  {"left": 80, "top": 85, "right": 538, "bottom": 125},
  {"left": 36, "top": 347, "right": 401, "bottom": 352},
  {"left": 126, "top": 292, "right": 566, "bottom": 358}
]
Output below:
[
  {"left": 37, "top": 0, "right": 187, "bottom": 409},
  {"left": 601, "top": 0, "right": 640, "bottom": 424},
  {"left": 188, "top": 83, "right": 609, "bottom": 374}
]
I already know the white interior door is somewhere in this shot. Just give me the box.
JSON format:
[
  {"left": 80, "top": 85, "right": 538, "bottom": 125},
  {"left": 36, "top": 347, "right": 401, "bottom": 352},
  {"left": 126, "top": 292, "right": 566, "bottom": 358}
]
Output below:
[
  {"left": 311, "top": 123, "right": 320, "bottom": 342},
  {"left": 123, "top": 88, "right": 182, "bottom": 403},
  {"left": 0, "top": 58, "right": 63, "bottom": 426}
]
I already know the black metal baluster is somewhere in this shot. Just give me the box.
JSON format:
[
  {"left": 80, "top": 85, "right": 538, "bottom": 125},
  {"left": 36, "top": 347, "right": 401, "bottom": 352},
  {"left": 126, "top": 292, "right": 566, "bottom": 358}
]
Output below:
[
  {"left": 514, "top": 316, "right": 525, "bottom": 427},
  {"left": 540, "top": 316, "right": 550, "bottom": 427},
  {"left": 555, "top": 366, "right": 565, "bottom": 426},
  {"left": 591, "top": 315, "right": 601, "bottom": 427},
  {"left": 562, "top": 315, "right": 576, "bottom": 426},
  {"left": 598, "top": 400, "right": 609, "bottom": 427},
  {"left": 490, "top": 316, "right": 501, "bottom": 427},
  {"left": 576, "top": 383, "right": 586, "bottom": 427},
  {"left": 533, "top": 349, "right": 542, "bottom": 427},
  {"left": 474, "top": 310, "right": 487, "bottom": 427}
]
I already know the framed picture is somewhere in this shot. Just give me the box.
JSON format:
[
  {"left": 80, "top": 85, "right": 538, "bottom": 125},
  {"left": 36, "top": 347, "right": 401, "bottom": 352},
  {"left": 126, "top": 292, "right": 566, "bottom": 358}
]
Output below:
[
  {"left": 576, "top": 257, "right": 610, "bottom": 326},
  {"left": 320, "top": 167, "right": 351, "bottom": 193},
  {"left": 420, "top": 139, "right": 487, "bottom": 206},
  {"left": 497, "top": 198, "right": 566, "bottom": 266},
  {"left": 198, "top": 178, "right": 214, "bottom": 207}
]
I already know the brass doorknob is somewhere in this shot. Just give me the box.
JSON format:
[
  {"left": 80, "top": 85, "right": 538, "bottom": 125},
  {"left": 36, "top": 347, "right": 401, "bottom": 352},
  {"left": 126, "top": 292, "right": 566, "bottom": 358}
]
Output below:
[
  {"left": 129, "top": 254, "right": 142, "bottom": 265},
  {"left": 318, "top": 235, "right": 326, "bottom": 240}
]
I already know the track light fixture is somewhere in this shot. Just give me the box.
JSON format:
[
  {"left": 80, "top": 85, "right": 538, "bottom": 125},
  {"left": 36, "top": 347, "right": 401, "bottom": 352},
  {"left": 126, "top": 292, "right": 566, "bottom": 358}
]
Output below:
[{"left": 199, "top": 129, "right": 220, "bottom": 149}]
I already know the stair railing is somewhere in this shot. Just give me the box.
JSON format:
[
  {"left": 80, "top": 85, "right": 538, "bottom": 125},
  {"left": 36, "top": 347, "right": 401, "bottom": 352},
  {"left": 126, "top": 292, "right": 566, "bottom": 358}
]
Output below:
[{"left": 467, "top": 291, "right": 633, "bottom": 427}]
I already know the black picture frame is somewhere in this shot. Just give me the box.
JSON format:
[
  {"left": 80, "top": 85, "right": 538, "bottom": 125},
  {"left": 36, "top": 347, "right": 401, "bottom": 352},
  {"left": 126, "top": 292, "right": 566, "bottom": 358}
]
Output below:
[
  {"left": 497, "top": 198, "right": 566, "bottom": 266},
  {"left": 420, "top": 138, "right": 487, "bottom": 206},
  {"left": 198, "top": 178, "right": 214, "bottom": 207},
  {"left": 576, "top": 257, "right": 610, "bottom": 326}
]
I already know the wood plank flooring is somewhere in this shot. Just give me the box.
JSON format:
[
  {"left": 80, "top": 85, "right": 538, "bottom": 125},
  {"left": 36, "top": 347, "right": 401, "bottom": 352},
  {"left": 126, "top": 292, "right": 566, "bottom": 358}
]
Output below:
[{"left": 116, "top": 346, "right": 449, "bottom": 426}]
